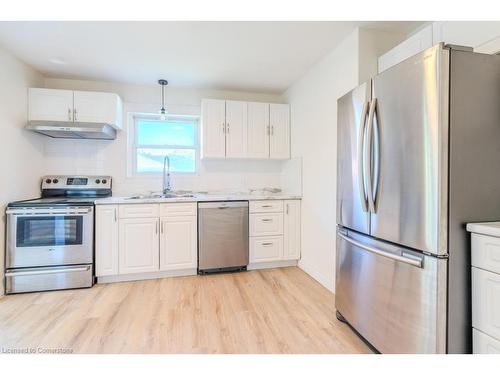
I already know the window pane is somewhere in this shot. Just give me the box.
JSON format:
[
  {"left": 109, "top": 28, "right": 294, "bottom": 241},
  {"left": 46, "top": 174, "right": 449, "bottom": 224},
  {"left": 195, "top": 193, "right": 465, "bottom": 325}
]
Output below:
[
  {"left": 137, "top": 148, "right": 196, "bottom": 173},
  {"left": 136, "top": 120, "right": 195, "bottom": 146}
]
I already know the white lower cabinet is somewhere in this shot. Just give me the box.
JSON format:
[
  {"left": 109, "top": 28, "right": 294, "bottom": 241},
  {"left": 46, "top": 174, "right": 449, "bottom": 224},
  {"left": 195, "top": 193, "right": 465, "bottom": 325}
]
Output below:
[
  {"left": 119, "top": 217, "right": 160, "bottom": 274},
  {"left": 95, "top": 200, "right": 300, "bottom": 279},
  {"left": 468, "top": 224, "right": 500, "bottom": 353},
  {"left": 96, "top": 203, "right": 198, "bottom": 281},
  {"left": 249, "top": 199, "right": 300, "bottom": 267},
  {"left": 160, "top": 216, "right": 197, "bottom": 271},
  {"left": 473, "top": 329, "right": 500, "bottom": 354},
  {"left": 283, "top": 200, "right": 301, "bottom": 260},
  {"left": 95, "top": 205, "right": 119, "bottom": 277}
]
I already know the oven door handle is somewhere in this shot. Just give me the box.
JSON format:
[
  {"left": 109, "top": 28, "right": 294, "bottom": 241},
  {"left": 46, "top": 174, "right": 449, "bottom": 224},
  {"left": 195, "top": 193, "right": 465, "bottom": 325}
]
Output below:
[
  {"left": 7, "top": 208, "right": 92, "bottom": 215},
  {"left": 5, "top": 265, "right": 91, "bottom": 277}
]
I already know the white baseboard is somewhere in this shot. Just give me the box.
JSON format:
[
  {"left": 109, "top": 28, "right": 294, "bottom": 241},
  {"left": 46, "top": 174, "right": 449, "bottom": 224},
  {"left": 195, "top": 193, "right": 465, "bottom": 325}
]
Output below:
[
  {"left": 97, "top": 268, "right": 197, "bottom": 284},
  {"left": 298, "top": 260, "right": 334, "bottom": 292},
  {"left": 247, "top": 259, "right": 298, "bottom": 270}
]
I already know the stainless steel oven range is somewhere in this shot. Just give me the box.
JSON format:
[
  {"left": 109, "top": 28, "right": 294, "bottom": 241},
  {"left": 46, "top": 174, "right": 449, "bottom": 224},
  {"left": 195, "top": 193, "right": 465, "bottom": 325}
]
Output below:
[{"left": 5, "top": 175, "right": 112, "bottom": 294}]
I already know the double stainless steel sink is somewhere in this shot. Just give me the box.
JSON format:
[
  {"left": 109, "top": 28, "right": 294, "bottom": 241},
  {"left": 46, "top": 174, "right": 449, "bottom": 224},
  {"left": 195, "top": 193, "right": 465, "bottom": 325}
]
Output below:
[{"left": 126, "top": 192, "right": 196, "bottom": 200}]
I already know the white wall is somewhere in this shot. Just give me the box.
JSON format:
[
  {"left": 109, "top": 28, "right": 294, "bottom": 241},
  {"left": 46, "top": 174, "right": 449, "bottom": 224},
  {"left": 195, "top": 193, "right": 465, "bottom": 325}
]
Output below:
[
  {"left": 284, "top": 28, "right": 404, "bottom": 292},
  {"left": 0, "top": 46, "right": 44, "bottom": 296},
  {"left": 283, "top": 30, "right": 359, "bottom": 291},
  {"left": 42, "top": 78, "right": 300, "bottom": 196}
]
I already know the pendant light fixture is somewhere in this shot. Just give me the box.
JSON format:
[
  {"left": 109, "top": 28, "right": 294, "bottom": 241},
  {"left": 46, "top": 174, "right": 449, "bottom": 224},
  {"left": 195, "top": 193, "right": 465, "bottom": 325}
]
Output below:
[{"left": 158, "top": 79, "right": 168, "bottom": 120}]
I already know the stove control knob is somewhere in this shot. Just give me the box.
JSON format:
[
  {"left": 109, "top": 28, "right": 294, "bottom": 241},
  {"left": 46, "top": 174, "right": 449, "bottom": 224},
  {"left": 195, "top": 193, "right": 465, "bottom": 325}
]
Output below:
[
  {"left": 102, "top": 179, "right": 107, "bottom": 184},
  {"left": 53, "top": 179, "right": 59, "bottom": 183},
  {"left": 95, "top": 179, "right": 101, "bottom": 184},
  {"left": 45, "top": 178, "right": 52, "bottom": 183}
]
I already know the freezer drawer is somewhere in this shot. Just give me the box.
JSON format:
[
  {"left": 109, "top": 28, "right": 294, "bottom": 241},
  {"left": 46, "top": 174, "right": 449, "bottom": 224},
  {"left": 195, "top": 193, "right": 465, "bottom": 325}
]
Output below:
[
  {"left": 335, "top": 228, "right": 447, "bottom": 353},
  {"left": 5, "top": 264, "right": 93, "bottom": 294}
]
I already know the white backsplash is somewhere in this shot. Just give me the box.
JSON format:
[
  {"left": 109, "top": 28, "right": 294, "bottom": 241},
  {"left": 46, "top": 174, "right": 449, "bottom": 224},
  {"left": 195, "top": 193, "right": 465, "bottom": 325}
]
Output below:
[{"left": 42, "top": 136, "right": 302, "bottom": 196}]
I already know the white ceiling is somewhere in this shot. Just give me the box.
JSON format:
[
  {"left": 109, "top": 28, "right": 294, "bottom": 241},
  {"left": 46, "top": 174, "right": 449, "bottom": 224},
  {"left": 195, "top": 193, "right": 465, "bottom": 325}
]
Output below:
[{"left": 0, "top": 21, "right": 424, "bottom": 93}]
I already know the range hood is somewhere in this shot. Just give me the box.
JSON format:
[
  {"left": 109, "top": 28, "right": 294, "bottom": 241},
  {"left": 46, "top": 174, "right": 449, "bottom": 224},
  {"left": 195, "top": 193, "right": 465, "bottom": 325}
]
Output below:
[{"left": 26, "top": 121, "right": 117, "bottom": 140}]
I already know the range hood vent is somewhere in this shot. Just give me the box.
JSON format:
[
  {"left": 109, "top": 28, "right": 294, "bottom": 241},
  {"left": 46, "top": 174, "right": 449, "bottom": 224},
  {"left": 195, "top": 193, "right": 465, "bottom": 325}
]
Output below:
[{"left": 26, "top": 121, "right": 117, "bottom": 140}]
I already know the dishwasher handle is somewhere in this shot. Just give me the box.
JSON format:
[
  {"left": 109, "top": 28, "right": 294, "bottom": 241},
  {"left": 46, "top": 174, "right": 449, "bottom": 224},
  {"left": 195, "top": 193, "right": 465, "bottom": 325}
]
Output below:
[{"left": 198, "top": 201, "right": 249, "bottom": 209}]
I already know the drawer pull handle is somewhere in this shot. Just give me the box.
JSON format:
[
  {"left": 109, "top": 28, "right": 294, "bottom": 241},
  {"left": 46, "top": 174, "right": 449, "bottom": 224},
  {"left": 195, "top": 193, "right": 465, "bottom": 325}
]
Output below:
[
  {"left": 261, "top": 205, "right": 273, "bottom": 208},
  {"left": 262, "top": 219, "right": 273, "bottom": 222},
  {"left": 262, "top": 243, "right": 273, "bottom": 246}
]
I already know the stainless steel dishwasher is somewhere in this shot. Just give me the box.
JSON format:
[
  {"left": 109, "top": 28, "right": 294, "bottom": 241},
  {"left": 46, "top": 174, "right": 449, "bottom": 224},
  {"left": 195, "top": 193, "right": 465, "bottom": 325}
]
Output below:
[{"left": 198, "top": 201, "right": 249, "bottom": 274}]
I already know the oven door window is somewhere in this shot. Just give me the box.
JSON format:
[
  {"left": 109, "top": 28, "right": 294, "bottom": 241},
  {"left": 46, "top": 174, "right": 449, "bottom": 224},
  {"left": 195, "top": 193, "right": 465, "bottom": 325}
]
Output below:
[{"left": 16, "top": 216, "right": 83, "bottom": 247}]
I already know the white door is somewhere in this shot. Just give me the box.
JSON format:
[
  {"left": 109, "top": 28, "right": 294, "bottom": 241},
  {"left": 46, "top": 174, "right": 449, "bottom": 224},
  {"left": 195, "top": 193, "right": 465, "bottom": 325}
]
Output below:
[
  {"left": 119, "top": 218, "right": 159, "bottom": 274},
  {"left": 225, "top": 100, "right": 248, "bottom": 158},
  {"left": 201, "top": 99, "right": 226, "bottom": 158},
  {"left": 159, "top": 216, "right": 197, "bottom": 271},
  {"left": 28, "top": 88, "right": 74, "bottom": 122},
  {"left": 95, "top": 205, "right": 119, "bottom": 276},
  {"left": 247, "top": 102, "right": 270, "bottom": 158},
  {"left": 269, "top": 103, "right": 290, "bottom": 159},
  {"left": 283, "top": 200, "right": 301, "bottom": 260},
  {"left": 73, "top": 90, "right": 119, "bottom": 125}
]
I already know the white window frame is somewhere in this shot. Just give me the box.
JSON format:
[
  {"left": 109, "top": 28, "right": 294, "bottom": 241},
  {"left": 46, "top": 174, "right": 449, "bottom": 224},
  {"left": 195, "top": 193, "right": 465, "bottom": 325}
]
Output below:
[{"left": 131, "top": 113, "right": 200, "bottom": 176}]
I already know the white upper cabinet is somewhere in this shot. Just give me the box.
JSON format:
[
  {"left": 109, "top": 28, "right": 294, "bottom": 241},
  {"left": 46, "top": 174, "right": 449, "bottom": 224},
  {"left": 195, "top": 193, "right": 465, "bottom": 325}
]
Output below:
[
  {"left": 379, "top": 22, "right": 500, "bottom": 73},
  {"left": 28, "top": 88, "right": 123, "bottom": 129},
  {"left": 201, "top": 99, "right": 226, "bottom": 158},
  {"left": 29, "top": 88, "right": 74, "bottom": 122},
  {"left": 225, "top": 100, "right": 248, "bottom": 158},
  {"left": 378, "top": 25, "right": 433, "bottom": 73},
  {"left": 269, "top": 103, "right": 291, "bottom": 159},
  {"left": 73, "top": 90, "right": 122, "bottom": 127},
  {"left": 201, "top": 99, "right": 290, "bottom": 160},
  {"left": 247, "top": 102, "right": 270, "bottom": 159},
  {"left": 433, "top": 21, "right": 500, "bottom": 53}
]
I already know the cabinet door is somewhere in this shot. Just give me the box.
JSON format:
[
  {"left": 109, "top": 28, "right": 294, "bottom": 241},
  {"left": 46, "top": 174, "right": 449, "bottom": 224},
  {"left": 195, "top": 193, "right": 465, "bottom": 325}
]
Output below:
[
  {"left": 28, "top": 88, "right": 74, "bottom": 122},
  {"left": 225, "top": 100, "right": 248, "bottom": 158},
  {"left": 95, "top": 205, "right": 119, "bottom": 276},
  {"left": 269, "top": 103, "right": 290, "bottom": 159},
  {"left": 119, "top": 218, "right": 159, "bottom": 274},
  {"left": 247, "top": 102, "right": 270, "bottom": 158},
  {"left": 159, "top": 216, "right": 197, "bottom": 271},
  {"left": 73, "top": 90, "right": 120, "bottom": 126},
  {"left": 472, "top": 267, "right": 500, "bottom": 340},
  {"left": 201, "top": 99, "right": 226, "bottom": 158},
  {"left": 283, "top": 200, "right": 301, "bottom": 260}
]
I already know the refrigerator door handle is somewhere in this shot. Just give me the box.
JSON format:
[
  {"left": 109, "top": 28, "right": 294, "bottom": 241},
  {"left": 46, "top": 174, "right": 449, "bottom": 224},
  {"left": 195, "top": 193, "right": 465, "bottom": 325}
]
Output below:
[
  {"left": 338, "top": 232, "right": 423, "bottom": 268},
  {"left": 365, "top": 98, "right": 377, "bottom": 213},
  {"left": 357, "top": 101, "right": 370, "bottom": 212},
  {"left": 372, "top": 98, "right": 380, "bottom": 211}
]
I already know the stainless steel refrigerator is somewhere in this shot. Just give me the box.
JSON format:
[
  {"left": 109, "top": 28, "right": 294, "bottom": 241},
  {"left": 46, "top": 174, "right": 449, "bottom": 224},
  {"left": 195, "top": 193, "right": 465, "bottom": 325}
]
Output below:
[{"left": 336, "top": 43, "right": 500, "bottom": 354}]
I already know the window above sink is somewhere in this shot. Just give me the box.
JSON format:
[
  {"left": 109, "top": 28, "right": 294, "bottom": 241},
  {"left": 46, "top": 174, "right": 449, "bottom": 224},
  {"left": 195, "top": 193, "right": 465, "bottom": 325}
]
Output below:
[{"left": 131, "top": 114, "right": 199, "bottom": 175}]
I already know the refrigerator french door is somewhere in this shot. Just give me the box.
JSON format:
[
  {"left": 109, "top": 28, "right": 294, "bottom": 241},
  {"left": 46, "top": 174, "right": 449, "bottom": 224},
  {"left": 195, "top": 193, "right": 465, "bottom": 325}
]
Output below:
[{"left": 336, "top": 45, "right": 450, "bottom": 353}]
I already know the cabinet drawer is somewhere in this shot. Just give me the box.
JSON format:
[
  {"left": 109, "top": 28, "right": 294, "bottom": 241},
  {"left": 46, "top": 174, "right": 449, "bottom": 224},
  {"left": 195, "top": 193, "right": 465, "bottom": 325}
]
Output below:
[
  {"left": 473, "top": 328, "right": 500, "bottom": 354},
  {"left": 250, "top": 236, "right": 283, "bottom": 263},
  {"left": 472, "top": 233, "right": 500, "bottom": 274},
  {"left": 249, "top": 200, "right": 283, "bottom": 213},
  {"left": 160, "top": 202, "right": 197, "bottom": 217},
  {"left": 118, "top": 204, "right": 159, "bottom": 218},
  {"left": 472, "top": 267, "right": 500, "bottom": 340},
  {"left": 250, "top": 213, "right": 283, "bottom": 236}
]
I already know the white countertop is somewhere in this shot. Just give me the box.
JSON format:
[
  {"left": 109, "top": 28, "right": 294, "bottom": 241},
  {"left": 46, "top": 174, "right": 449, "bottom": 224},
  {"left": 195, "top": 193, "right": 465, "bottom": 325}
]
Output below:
[
  {"left": 466, "top": 222, "right": 500, "bottom": 237},
  {"left": 95, "top": 193, "right": 302, "bottom": 205}
]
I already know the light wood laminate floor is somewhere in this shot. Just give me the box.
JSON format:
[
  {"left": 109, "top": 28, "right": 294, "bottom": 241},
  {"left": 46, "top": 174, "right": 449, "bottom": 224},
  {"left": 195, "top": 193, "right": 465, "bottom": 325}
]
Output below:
[{"left": 0, "top": 267, "right": 372, "bottom": 354}]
